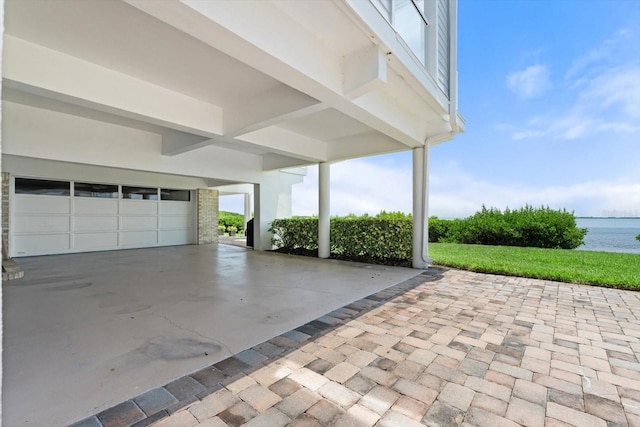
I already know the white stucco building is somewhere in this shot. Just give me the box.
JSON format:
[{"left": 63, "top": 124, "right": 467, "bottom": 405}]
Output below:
[{"left": 1, "top": 0, "right": 463, "bottom": 268}]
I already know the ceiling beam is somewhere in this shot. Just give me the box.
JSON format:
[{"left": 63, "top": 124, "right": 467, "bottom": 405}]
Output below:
[
  {"left": 3, "top": 35, "right": 223, "bottom": 138},
  {"left": 224, "top": 85, "right": 323, "bottom": 138}
]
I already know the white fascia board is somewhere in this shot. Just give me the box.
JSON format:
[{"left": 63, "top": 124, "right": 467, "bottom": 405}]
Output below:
[{"left": 3, "top": 35, "right": 223, "bottom": 137}]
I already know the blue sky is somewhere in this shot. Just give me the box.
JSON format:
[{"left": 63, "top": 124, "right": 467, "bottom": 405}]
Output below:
[{"left": 222, "top": 0, "right": 640, "bottom": 218}]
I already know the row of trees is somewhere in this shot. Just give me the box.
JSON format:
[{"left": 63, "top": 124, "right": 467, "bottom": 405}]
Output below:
[{"left": 219, "top": 211, "right": 246, "bottom": 233}]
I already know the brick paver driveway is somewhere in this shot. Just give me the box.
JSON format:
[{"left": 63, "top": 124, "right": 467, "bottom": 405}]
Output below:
[{"left": 77, "top": 267, "right": 640, "bottom": 427}]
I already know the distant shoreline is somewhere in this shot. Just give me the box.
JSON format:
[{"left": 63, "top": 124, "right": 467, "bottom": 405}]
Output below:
[{"left": 577, "top": 216, "right": 640, "bottom": 219}]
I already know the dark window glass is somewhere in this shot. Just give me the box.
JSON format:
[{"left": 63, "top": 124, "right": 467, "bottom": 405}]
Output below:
[
  {"left": 122, "top": 186, "right": 158, "bottom": 200},
  {"left": 15, "top": 178, "right": 70, "bottom": 196},
  {"left": 74, "top": 182, "right": 118, "bottom": 198},
  {"left": 161, "top": 189, "right": 191, "bottom": 202}
]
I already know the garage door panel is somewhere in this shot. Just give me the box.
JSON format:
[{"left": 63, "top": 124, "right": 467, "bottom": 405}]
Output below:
[
  {"left": 159, "top": 202, "right": 192, "bottom": 216},
  {"left": 74, "top": 216, "right": 118, "bottom": 232},
  {"left": 14, "top": 216, "right": 70, "bottom": 233},
  {"left": 14, "top": 234, "right": 70, "bottom": 255},
  {"left": 75, "top": 198, "right": 118, "bottom": 215},
  {"left": 120, "top": 201, "right": 157, "bottom": 215},
  {"left": 120, "top": 231, "right": 158, "bottom": 247},
  {"left": 15, "top": 196, "right": 70, "bottom": 214},
  {"left": 159, "top": 215, "right": 191, "bottom": 230},
  {"left": 159, "top": 230, "right": 193, "bottom": 245},
  {"left": 120, "top": 216, "right": 158, "bottom": 231},
  {"left": 74, "top": 232, "right": 119, "bottom": 250},
  {"left": 12, "top": 179, "right": 195, "bottom": 256}
]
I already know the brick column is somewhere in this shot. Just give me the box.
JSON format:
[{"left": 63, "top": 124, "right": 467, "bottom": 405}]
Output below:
[{"left": 197, "top": 188, "right": 219, "bottom": 244}]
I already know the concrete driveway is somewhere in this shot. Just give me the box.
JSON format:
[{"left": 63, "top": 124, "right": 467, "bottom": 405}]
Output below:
[
  {"left": 2, "top": 244, "right": 420, "bottom": 426},
  {"left": 78, "top": 267, "right": 640, "bottom": 427}
]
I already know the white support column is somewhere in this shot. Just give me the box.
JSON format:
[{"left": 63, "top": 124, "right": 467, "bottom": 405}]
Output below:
[
  {"left": 244, "top": 193, "right": 251, "bottom": 230},
  {"left": 318, "top": 162, "right": 330, "bottom": 258},
  {"left": 412, "top": 146, "right": 432, "bottom": 269}
]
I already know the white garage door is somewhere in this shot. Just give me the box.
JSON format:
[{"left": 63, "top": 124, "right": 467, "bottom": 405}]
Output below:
[{"left": 12, "top": 178, "right": 195, "bottom": 257}]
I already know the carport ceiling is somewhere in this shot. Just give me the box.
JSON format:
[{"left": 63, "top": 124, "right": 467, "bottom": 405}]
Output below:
[
  {"left": 4, "top": 0, "right": 408, "bottom": 167},
  {"left": 4, "top": 0, "right": 281, "bottom": 107}
]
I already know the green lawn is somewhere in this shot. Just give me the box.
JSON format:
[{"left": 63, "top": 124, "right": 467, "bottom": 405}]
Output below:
[{"left": 429, "top": 243, "right": 640, "bottom": 290}]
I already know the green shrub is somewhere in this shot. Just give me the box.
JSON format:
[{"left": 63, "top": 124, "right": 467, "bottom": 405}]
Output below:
[
  {"left": 219, "top": 211, "right": 245, "bottom": 233},
  {"left": 331, "top": 217, "right": 412, "bottom": 260},
  {"left": 269, "top": 206, "right": 586, "bottom": 267},
  {"left": 636, "top": 234, "right": 640, "bottom": 243},
  {"left": 428, "top": 217, "right": 451, "bottom": 242},
  {"left": 270, "top": 217, "right": 318, "bottom": 249},
  {"left": 269, "top": 215, "right": 412, "bottom": 262},
  {"left": 429, "top": 205, "right": 586, "bottom": 249}
]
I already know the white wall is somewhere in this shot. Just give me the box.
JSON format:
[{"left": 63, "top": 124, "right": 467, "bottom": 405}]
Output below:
[
  {"left": 2, "top": 101, "right": 263, "bottom": 184},
  {"left": 3, "top": 156, "right": 211, "bottom": 190},
  {"left": 254, "top": 169, "right": 305, "bottom": 250}
]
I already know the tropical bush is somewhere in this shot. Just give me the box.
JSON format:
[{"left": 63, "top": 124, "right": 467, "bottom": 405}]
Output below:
[
  {"left": 431, "top": 205, "right": 586, "bottom": 249},
  {"left": 428, "top": 217, "right": 453, "bottom": 242},
  {"left": 219, "top": 211, "right": 245, "bottom": 233}
]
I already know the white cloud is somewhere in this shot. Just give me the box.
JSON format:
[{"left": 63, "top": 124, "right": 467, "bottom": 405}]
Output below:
[
  {"left": 289, "top": 159, "right": 640, "bottom": 219},
  {"left": 565, "top": 29, "right": 632, "bottom": 81},
  {"left": 508, "top": 65, "right": 640, "bottom": 140},
  {"left": 501, "top": 29, "right": 640, "bottom": 141},
  {"left": 506, "top": 64, "right": 551, "bottom": 99},
  {"left": 292, "top": 160, "right": 413, "bottom": 216},
  {"left": 429, "top": 163, "right": 640, "bottom": 218}
]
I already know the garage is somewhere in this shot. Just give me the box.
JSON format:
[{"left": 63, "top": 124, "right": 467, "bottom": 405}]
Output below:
[{"left": 11, "top": 177, "right": 195, "bottom": 257}]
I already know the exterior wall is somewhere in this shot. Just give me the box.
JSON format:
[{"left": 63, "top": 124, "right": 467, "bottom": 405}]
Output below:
[
  {"left": 253, "top": 169, "right": 304, "bottom": 251},
  {"left": 197, "top": 188, "right": 219, "bottom": 245},
  {"left": 437, "top": 0, "right": 451, "bottom": 96}
]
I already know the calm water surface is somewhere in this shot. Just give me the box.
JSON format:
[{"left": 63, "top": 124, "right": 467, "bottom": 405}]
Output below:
[{"left": 576, "top": 218, "right": 640, "bottom": 254}]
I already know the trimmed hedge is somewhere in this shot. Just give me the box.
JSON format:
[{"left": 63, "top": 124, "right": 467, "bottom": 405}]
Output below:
[
  {"left": 269, "top": 214, "right": 413, "bottom": 263},
  {"left": 269, "top": 206, "right": 587, "bottom": 266}
]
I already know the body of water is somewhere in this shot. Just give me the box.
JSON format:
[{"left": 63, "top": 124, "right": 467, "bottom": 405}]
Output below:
[{"left": 576, "top": 217, "right": 640, "bottom": 254}]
